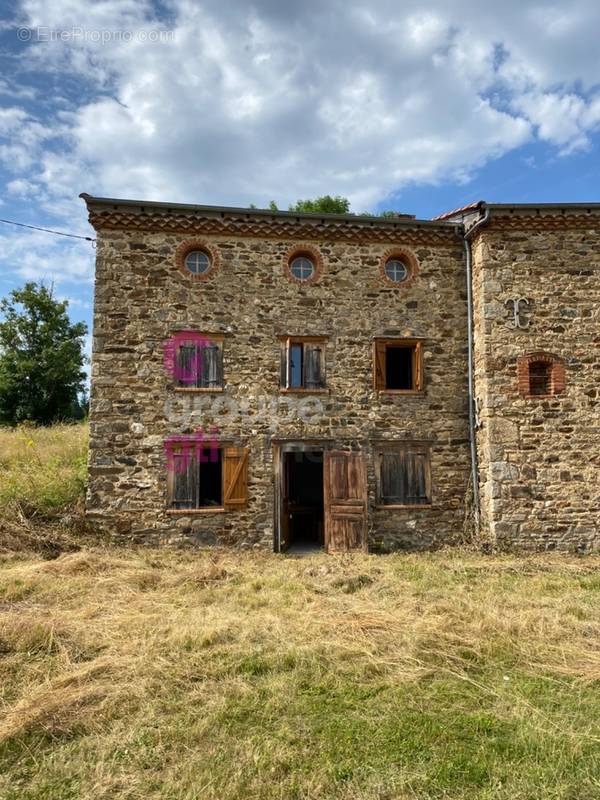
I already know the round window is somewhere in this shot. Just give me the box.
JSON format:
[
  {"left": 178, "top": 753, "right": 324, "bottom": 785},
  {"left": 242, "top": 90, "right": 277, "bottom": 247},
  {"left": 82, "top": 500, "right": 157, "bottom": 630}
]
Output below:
[
  {"left": 290, "top": 255, "right": 315, "bottom": 282},
  {"left": 384, "top": 258, "right": 409, "bottom": 283},
  {"left": 184, "top": 250, "right": 211, "bottom": 275}
]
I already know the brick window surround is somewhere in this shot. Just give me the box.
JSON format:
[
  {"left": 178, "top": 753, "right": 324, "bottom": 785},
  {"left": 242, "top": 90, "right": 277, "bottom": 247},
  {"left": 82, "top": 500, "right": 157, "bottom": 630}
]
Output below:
[
  {"left": 379, "top": 247, "right": 419, "bottom": 288},
  {"left": 175, "top": 239, "right": 220, "bottom": 280},
  {"left": 283, "top": 243, "right": 323, "bottom": 285},
  {"left": 517, "top": 352, "right": 566, "bottom": 398}
]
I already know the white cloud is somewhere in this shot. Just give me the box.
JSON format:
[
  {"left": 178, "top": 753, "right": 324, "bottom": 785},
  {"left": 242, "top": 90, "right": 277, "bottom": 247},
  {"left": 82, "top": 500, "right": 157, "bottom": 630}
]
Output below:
[
  {"left": 512, "top": 91, "right": 600, "bottom": 153},
  {"left": 1, "top": 0, "right": 600, "bottom": 222},
  {"left": 0, "top": 227, "right": 96, "bottom": 286},
  {"left": 6, "top": 177, "right": 38, "bottom": 197}
]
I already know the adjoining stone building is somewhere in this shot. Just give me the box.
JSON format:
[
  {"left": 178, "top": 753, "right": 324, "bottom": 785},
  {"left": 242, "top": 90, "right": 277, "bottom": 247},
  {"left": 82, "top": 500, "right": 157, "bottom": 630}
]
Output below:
[{"left": 81, "top": 194, "right": 600, "bottom": 553}]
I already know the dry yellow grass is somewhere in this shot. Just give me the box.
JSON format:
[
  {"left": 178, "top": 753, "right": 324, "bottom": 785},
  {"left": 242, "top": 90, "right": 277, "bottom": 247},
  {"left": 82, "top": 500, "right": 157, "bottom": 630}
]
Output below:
[
  {"left": 1, "top": 547, "right": 600, "bottom": 799},
  {"left": 0, "top": 423, "right": 87, "bottom": 514},
  {"left": 0, "top": 423, "right": 88, "bottom": 554}
]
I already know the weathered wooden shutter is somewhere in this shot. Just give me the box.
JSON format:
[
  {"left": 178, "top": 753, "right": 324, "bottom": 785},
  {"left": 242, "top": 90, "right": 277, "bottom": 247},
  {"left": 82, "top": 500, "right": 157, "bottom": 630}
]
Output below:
[
  {"left": 324, "top": 451, "right": 367, "bottom": 553},
  {"left": 303, "top": 344, "right": 324, "bottom": 389},
  {"left": 374, "top": 341, "right": 387, "bottom": 390},
  {"left": 381, "top": 452, "right": 402, "bottom": 504},
  {"left": 413, "top": 342, "right": 423, "bottom": 391},
  {"left": 170, "top": 449, "right": 198, "bottom": 508},
  {"left": 413, "top": 452, "right": 429, "bottom": 504},
  {"left": 176, "top": 344, "right": 197, "bottom": 386},
  {"left": 223, "top": 447, "right": 249, "bottom": 508},
  {"left": 280, "top": 340, "right": 289, "bottom": 388},
  {"left": 201, "top": 342, "right": 222, "bottom": 388},
  {"left": 379, "top": 447, "right": 430, "bottom": 505}
]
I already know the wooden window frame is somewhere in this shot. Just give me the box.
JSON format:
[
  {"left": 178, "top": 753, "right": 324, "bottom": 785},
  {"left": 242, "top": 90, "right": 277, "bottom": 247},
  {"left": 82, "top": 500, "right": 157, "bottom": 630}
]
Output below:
[
  {"left": 374, "top": 441, "right": 432, "bottom": 509},
  {"left": 373, "top": 338, "right": 424, "bottom": 394},
  {"left": 165, "top": 439, "right": 248, "bottom": 514},
  {"left": 171, "top": 333, "right": 225, "bottom": 393},
  {"left": 279, "top": 335, "right": 328, "bottom": 393}
]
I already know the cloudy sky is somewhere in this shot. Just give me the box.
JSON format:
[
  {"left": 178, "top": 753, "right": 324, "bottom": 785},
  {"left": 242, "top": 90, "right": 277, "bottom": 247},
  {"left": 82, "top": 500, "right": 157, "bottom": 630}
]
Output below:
[{"left": 1, "top": 0, "right": 600, "bottom": 345}]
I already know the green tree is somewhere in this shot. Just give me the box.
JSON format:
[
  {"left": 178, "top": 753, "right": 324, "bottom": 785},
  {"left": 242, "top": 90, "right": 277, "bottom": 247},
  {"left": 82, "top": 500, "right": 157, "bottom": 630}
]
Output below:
[
  {"left": 289, "top": 195, "right": 351, "bottom": 214},
  {"left": 0, "top": 283, "right": 88, "bottom": 425}
]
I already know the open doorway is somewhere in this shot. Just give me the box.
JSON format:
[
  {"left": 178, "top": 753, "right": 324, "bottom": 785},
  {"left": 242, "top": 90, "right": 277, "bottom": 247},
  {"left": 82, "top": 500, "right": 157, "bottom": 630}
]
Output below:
[{"left": 280, "top": 449, "right": 324, "bottom": 552}]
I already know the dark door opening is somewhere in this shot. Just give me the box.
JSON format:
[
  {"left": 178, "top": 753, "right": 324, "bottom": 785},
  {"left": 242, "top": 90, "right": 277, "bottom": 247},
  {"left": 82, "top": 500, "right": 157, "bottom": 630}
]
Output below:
[{"left": 283, "top": 450, "right": 324, "bottom": 552}]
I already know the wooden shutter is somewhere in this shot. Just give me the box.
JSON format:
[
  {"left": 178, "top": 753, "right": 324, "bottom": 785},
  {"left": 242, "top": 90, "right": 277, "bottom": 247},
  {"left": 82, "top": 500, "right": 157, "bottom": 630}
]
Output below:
[
  {"left": 324, "top": 451, "right": 367, "bottom": 553},
  {"left": 223, "top": 447, "right": 249, "bottom": 508},
  {"left": 202, "top": 342, "right": 222, "bottom": 388},
  {"left": 374, "top": 340, "right": 387, "bottom": 390},
  {"left": 413, "top": 452, "right": 430, "bottom": 504},
  {"left": 303, "top": 343, "right": 324, "bottom": 389},
  {"left": 169, "top": 449, "right": 198, "bottom": 508},
  {"left": 176, "top": 344, "right": 197, "bottom": 387},
  {"left": 380, "top": 451, "right": 402, "bottom": 504},
  {"left": 378, "top": 446, "right": 431, "bottom": 506},
  {"left": 280, "top": 339, "right": 289, "bottom": 389},
  {"left": 413, "top": 342, "right": 423, "bottom": 391}
]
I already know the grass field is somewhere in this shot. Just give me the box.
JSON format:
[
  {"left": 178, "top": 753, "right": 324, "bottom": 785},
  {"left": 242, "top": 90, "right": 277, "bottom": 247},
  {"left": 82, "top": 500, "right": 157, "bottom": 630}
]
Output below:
[
  {"left": 0, "top": 423, "right": 87, "bottom": 515},
  {"left": 1, "top": 424, "right": 600, "bottom": 799}
]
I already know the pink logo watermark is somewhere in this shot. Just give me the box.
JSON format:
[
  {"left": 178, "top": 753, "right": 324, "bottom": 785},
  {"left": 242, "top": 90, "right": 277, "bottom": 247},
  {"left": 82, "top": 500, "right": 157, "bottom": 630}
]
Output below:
[
  {"left": 164, "top": 427, "right": 219, "bottom": 473},
  {"left": 163, "top": 332, "right": 215, "bottom": 385}
]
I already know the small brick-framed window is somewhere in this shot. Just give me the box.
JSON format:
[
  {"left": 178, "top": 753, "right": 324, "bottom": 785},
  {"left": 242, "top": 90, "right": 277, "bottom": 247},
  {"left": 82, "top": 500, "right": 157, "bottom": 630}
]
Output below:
[
  {"left": 380, "top": 247, "right": 419, "bottom": 287},
  {"left": 283, "top": 244, "right": 323, "bottom": 285},
  {"left": 374, "top": 441, "right": 432, "bottom": 508},
  {"left": 373, "top": 338, "right": 423, "bottom": 393},
  {"left": 175, "top": 239, "right": 219, "bottom": 280},
  {"left": 165, "top": 436, "right": 248, "bottom": 513},
  {"left": 279, "top": 336, "right": 327, "bottom": 392},
  {"left": 165, "top": 332, "right": 224, "bottom": 391},
  {"left": 517, "top": 352, "right": 565, "bottom": 398}
]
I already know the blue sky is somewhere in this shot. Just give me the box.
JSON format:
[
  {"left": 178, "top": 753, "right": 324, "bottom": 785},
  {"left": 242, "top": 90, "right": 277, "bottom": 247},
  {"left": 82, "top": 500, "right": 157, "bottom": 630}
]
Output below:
[{"left": 1, "top": 0, "right": 600, "bottom": 361}]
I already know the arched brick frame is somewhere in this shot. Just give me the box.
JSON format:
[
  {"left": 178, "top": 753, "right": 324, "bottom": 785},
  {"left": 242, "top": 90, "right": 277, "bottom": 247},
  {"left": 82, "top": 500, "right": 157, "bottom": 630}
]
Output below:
[
  {"left": 175, "top": 239, "right": 220, "bottom": 280},
  {"left": 517, "top": 352, "right": 566, "bottom": 398},
  {"left": 283, "top": 243, "right": 324, "bottom": 285},
  {"left": 379, "top": 247, "right": 419, "bottom": 288}
]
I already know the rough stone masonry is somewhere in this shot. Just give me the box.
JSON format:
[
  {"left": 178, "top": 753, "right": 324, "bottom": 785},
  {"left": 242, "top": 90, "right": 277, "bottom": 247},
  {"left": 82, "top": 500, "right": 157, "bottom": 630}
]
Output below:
[{"left": 82, "top": 195, "right": 600, "bottom": 553}]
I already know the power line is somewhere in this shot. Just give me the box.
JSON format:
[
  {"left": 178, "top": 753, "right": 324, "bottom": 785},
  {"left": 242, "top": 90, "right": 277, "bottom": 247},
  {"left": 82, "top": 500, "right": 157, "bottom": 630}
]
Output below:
[{"left": 0, "top": 217, "right": 96, "bottom": 242}]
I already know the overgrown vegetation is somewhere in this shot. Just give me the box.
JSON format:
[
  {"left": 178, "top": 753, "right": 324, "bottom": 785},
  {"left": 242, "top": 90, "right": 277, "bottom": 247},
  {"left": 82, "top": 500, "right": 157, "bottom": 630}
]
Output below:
[
  {"left": 0, "top": 422, "right": 88, "bottom": 554},
  {"left": 1, "top": 423, "right": 600, "bottom": 799}
]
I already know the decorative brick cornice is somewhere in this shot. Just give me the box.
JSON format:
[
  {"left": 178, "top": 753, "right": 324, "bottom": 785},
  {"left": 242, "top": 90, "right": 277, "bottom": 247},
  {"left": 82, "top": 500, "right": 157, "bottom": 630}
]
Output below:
[
  {"left": 87, "top": 209, "right": 459, "bottom": 247},
  {"left": 486, "top": 214, "right": 600, "bottom": 233}
]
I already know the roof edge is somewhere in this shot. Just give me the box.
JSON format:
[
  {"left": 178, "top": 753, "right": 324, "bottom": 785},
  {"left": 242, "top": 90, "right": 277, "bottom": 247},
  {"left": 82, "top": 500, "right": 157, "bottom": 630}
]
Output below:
[
  {"left": 79, "top": 193, "right": 462, "bottom": 229},
  {"left": 434, "top": 200, "right": 600, "bottom": 222}
]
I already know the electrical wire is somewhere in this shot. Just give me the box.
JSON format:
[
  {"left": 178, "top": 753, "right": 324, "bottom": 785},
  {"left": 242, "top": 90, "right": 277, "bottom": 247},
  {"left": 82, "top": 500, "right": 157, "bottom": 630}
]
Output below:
[{"left": 0, "top": 217, "right": 96, "bottom": 242}]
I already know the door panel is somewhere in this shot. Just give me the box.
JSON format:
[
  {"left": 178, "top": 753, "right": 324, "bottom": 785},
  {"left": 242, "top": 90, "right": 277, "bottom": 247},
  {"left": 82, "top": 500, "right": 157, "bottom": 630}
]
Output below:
[{"left": 324, "top": 451, "right": 367, "bottom": 553}]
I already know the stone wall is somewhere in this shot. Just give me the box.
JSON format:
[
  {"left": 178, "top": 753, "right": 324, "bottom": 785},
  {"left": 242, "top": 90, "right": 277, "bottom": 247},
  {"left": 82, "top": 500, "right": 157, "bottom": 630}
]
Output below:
[
  {"left": 471, "top": 210, "right": 600, "bottom": 551},
  {"left": 85, "top": 201, "right": 471, "bottom": 550}
]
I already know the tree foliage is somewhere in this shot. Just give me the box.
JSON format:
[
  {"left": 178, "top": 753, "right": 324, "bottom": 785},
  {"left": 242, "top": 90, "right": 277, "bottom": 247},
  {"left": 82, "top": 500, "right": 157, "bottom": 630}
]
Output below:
[
  {"left": 264, "top": 196, "right": 403, "bottom": 216},
  {"left": 0, "top": 283, "right": 88, "bottom": 425},
  {"left": 288, "top": 195, "right": 351, "bottom": 214}
]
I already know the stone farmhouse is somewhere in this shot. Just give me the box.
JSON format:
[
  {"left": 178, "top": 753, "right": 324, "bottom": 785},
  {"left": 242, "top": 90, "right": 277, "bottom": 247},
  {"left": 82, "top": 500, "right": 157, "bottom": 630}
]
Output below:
[{"left": 81, "top": 194, "right": 599, "bottom": 553}]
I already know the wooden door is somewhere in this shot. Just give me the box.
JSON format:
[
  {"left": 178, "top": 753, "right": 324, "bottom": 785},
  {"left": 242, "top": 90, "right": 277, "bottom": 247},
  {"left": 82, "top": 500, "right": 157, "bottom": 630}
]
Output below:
[
  {"left": 324, "top": 451, "right": 367, "bottom": 553},
  {"left": 275, "top": 449, "right": 290, "bottom": 552}
]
